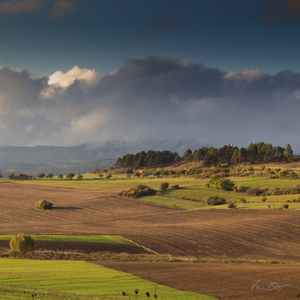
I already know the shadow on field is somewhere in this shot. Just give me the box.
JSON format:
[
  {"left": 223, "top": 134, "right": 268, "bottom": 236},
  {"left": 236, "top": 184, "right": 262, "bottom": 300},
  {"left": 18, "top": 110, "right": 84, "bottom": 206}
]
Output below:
[{"left": 52, "top": 207, "right": 82, "bottom": 210}]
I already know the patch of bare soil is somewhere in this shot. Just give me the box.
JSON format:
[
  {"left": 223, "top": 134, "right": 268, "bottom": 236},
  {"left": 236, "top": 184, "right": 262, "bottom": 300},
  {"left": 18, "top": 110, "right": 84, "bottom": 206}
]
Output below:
[
  {"left": 1, "top": 182, "right": 300, "bottom": 262},
  {"left": 97, "top": 262, "right": 300, "bottom": 300},
  {"left": 0, "top": 240, "right": 147, "bottom": 254}
]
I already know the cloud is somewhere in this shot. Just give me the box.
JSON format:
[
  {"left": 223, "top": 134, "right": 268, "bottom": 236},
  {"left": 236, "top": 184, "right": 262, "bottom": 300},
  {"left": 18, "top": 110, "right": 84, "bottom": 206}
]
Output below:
[
  {"left": 224, "top": 69, "right": 263, "bottom": 82},
  {"left": 48, "top": 66, "right": 102, "bottom": 88},
  {"left": 1, "top": 56, "right": 300, "bottom": 152},
  {"left": 49, "top": 0, "right": 76, "bottom": 18},
  {"left": 68, "top": 109, "right": 112, "bottom": 135},
  {"left": 0, "top": 0, "right": 43, "bottom": 14},
  {"left": 264, "top": 0, "right": 300, "bottom": 22},
  {"left": 0, "top": 0, "right": 77, "bottom": 18}
]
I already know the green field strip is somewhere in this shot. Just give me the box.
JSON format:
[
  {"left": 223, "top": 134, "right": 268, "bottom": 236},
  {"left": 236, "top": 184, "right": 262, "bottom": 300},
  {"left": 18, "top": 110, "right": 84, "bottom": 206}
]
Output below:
[
  {"left": 0, "top": 260, "right": 217, "bottom": 300},
  {"left": 0, "top": 235, "right": 132, "bottom": 245},
  {"left": 12, "top": 177, "right": 206, "bottom": 190}
]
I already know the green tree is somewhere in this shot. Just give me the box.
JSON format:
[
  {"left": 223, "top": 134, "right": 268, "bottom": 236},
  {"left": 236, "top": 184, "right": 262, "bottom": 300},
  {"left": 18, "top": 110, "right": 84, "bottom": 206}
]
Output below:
[
  {"left": 77, "top": 174, "right": 83, "bottom": 180},
  {"left": 8, "top": 173, "right": 15, "bottom": 180},
  {"left": 182, "top": 149, "right": 192, "bottom": 161},
  {"left": 46, "top": 173, "right": 54, "bottom": 180},
  {"left": 37, "top": 173, "right": 45, "bottom": 179},
  {"left": 284, "top": 143, "right": 294, "bottom": 160},
  {"left": 58, "top": 174, "right": 64, "bottom": 180},
  {"left": 66, "top": 173, "right": 75, "bottom": 180},
  {"left": 174, "top": 155, "right": 181, "bottom": 163},
  {"left": 230, "top": 148, "right": 239, "bottom": 165}
]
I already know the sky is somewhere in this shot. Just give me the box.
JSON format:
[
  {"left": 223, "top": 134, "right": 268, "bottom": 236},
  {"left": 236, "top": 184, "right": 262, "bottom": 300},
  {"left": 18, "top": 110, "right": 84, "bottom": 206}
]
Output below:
[{"left": 1, "top": 0, "right": 300, "bottom": 153}]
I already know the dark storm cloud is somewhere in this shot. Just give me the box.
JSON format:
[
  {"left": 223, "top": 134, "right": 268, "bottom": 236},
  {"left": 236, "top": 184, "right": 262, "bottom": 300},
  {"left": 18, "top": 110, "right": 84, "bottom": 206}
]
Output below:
[{"left": 1, "top": 56, "right": 300, "bottom": 151}]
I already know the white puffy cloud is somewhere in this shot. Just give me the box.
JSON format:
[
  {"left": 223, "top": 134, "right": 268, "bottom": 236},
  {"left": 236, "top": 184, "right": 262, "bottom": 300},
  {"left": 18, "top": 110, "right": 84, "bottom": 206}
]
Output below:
[{"left": 48, "top": 65, "right": 103, "bottom": 88}]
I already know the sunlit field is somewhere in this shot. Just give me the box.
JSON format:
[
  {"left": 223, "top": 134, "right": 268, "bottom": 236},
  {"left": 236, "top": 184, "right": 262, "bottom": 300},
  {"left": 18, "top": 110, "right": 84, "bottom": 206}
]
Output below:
[{"left": 0, "top": 260, "right": 216, "bottom": 300}]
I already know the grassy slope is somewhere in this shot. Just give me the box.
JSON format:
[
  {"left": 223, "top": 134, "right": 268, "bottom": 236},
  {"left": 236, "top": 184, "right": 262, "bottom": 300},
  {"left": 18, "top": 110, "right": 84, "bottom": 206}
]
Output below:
[
  {"left": 7, "top": 176, "right": 300, "bottom": 210},
  {"left": 0, "top": 260, "right": 217, "bottom": 300},
  {"left": 11, "top": 177, "right": 206, "bottom": 190},
  {"left": 0, "top": 235, "right": 132, "bottom": 244}
]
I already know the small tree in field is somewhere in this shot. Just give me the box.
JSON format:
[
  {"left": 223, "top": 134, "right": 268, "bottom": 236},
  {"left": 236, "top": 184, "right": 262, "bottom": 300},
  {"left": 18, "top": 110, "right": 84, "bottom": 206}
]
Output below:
[
  {"left": 58, "top": 174, "right": 64, "bottom": 180},
  {"left": 37, "top": 173, "right": 45, "bottom": 179},
  {"left": 46, "top": 173, "right": 54, "bottom": 180},
  {"left": 66, "top": 173, "right": 75, "bottom": 180},
  {"left": 160, "top": 182, "right": 169, "bottom": 190},
  {"left": 10, "top": 234, "right": 35, "bottom": 254},
  {"left": 77, "top": 174, "right": 83, "bottom": 180}
]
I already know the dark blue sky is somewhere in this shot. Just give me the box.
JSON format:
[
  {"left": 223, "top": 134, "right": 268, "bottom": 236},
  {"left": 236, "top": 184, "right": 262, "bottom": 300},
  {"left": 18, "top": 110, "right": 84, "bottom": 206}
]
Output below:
[{"left": 1, "top": 0, "right": 300, "bottom": 76}]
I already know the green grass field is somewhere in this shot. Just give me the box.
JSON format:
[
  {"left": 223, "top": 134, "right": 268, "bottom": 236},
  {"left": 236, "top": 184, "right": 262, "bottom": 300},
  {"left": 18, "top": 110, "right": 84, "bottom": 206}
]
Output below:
[
  {"left": 0, "top": 260, "right": 217, "bottom": 300},
  {"left": 0, "top": 235, "right": 132, "bottom": 244},
  {"left": 12, "top": 177, "right": 206, "bottom": 190}
]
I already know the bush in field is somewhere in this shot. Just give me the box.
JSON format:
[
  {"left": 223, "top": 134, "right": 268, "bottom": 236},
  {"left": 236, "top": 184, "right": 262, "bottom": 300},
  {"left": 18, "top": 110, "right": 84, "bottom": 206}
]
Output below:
[
  {"left": 10, "top": 234, "right": 35, "bottom": 254},
  {"left": 204, "top": 196, "right": 226, "bottom": 206},
  {"left": 240, "top": 198, "right": 247, "bottom": 203},
  {"left": 34, "top": 200, "right": 53, "bottom": 210},
  {"left": 245, "top": 187, "right": 264, "bottom": 196},
  {"left": 216, "top": 179, "right": 235, "bottom": 191},
  {"left": 237, "top": 185, "right": 243, "bottom": 192},
  {"left": 228, "top": 202, "right": 237, "bottom": 209},
  {"left": 279, "top": 170, "right": 289, "bottom": 178},
  {"left": 171, "top": 184, "right": 179, "bottom": 189},
  {"left": 282, "top": 203, "right": 289, "bottom": 209},
  {"left": 118, "top": 185, "right": 155, "bottom": 198},
  {"left": 207, "top": 175, "right": 235, "bottom": 191},
  {"left": 261, "top": 197, "right": 267, "bottom": 202},
  {"left": 77, "top": 174, "right": 83, "bottom": 180},
  {"left": 208, "top": 174, "right": 221, "bottom": 186},
  {"left": 160, "top": 182, "right": 169, "bottom": 190}
]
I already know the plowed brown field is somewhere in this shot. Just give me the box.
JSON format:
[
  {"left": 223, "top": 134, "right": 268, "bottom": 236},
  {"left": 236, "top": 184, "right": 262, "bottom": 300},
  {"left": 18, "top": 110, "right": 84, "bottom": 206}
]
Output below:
[
  {"left": 1, "top": 182, "right": 300, "bottom": 300},
  {"left": 98, "top": 262, "right": 300, "bottom": 300}
]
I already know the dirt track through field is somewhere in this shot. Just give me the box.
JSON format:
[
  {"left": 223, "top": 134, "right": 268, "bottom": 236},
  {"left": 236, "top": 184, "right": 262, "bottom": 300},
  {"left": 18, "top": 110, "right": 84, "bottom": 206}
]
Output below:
[
  {"left": 1, "top": 182, "right": 300, "bottom": 262},
  {"left": 97, "top": 262, "right": 300, "bottom": 300}
]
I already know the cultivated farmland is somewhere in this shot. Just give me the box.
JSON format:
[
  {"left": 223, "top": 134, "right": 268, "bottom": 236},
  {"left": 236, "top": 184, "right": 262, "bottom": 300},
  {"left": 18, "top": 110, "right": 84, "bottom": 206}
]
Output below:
[{"left": 0, "top": 176, "right": 300, "bottom": 299}]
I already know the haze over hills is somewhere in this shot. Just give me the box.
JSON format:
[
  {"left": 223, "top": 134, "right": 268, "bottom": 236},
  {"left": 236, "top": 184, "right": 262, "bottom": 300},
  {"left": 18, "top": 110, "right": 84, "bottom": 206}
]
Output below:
[{"left": 0, "top": 141, "right": 199, "bottom": 177}]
